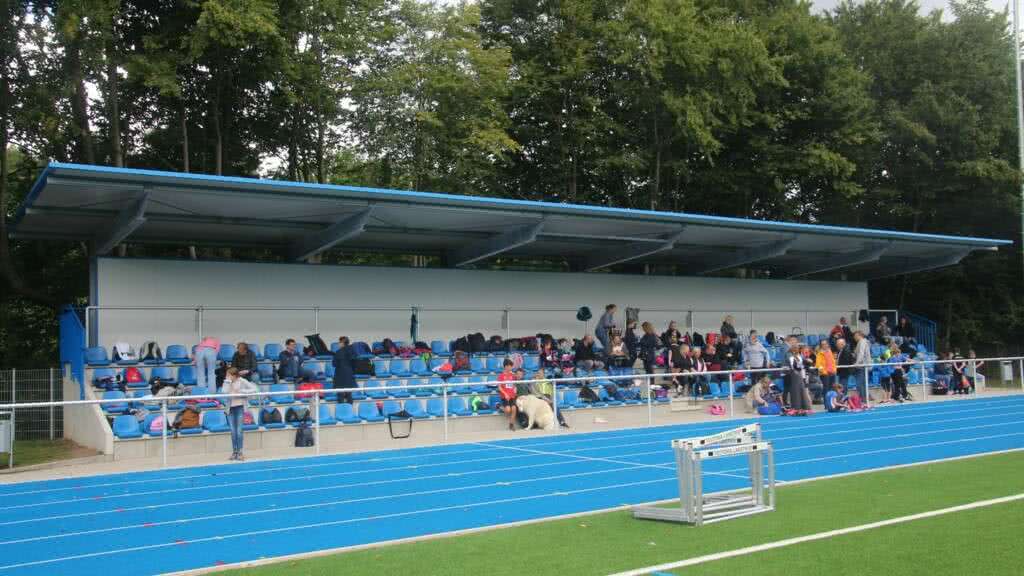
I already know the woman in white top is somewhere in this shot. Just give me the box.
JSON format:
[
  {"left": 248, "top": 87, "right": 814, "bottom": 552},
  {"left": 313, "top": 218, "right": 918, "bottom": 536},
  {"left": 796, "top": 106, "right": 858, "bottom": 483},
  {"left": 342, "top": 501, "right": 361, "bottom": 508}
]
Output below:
[{"left": 222, "top": 367, "right": 259, "bottom": 461}]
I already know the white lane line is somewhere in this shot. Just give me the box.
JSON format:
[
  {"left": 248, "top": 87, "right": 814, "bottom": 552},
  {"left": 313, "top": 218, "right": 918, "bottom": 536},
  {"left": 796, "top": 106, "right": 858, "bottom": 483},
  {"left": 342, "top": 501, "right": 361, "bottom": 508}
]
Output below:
[
  {"left": 606, "top": 493, "right": 1024, "bottom": 576},
  {"left": 5, "top": 393, "right": 1019, "bottom": 497},
  {"left": 3, "top": 406, "right": 1018, "bottom": 514},
  {"left": 0, "top": 476, "right": 677, "bottom": 571}
]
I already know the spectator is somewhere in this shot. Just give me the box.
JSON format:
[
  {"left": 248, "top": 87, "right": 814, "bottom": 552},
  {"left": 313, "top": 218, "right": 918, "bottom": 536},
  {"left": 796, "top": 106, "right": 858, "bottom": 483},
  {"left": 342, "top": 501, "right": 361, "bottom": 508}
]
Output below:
[
  {"left": 528, "top": 370, "right": 569, "bottom": 428},
  {"left": 624, "top": 320, "right": 639, "bottom": 365},
  {"left": 887, "top": 345, "right": 912, "bottom": 402},
  {"left": 222, "top": 367, "right": 258, "bottom": 461},
  {"left": 574, "top": 335, "right": 605, "bottom": 372},
  {"left": 742, "top": 331, "right": 769, "bottom": 370},
  {"left": 801, "top": 344, "right": 823, "bottom": 403},
  {"left": 896, "top": 317, "right": 916, "bottom": 343},
  {"left": 824, "top": 382, "right": 848, "bottom": 413},
  {"left": 607, "top": 334, "right": 630, "bottom": 374},
  {"left": 639, "top": 321, "right": 661, "bottom": 377},
  {"left": 716, "top": 334, "right": 740, "bottom": 371},
  {"left": 748, "top": 374, "right": 782, "bottom": 415},
  {"left": 835, "top": 338, "right": 855, "bottom": 391},
  {"left": 703, "top": 344, "right": 724, "bottom": 388},
  {"left": 497, "top": 359, "right": 518, "bottom": 431},
  {"left": 829, "top": 317, "right": 855, "bottom": 349},
  {"left": 661, "top": 321, "right": 683, "bottom": 348},
  {"left": 933, "top": 351, "right": 953, "bottom": 391},
  {"left": 876, "top": 315, "right": 892, "bottom": 342},
  {"left": 689, "top": 346, "right": 708, "bottom": 396},
  {"left": 278, "top": 338, "right": 304, "bottom": 382},
  {"left": 852, "top": 331, "right": 870, "bottom": 399},
  {"left": 595, "top": 304, "right": 617, "bottom": 350},
  {"left": 964, "top": 350, "right": 982, "bottom": 394},
  {"left": 720, "top": 315, "right": 738, "bottom": 340},
  {"left": 194, "top": 336, "right": 220, "bottom": 390},
  {"left": 539, "top": 338, "right": 560, "bottom": 373},
  {"left": 332, "top": 336, "right": 358, "bottom": 404},
  {"left": 815, "top": 339, "right": 837, "bottom": 390},
  {"left": 785, "top": 344, "right": 811, "bottom": 412},
  {"left": 671, "top": 343, "right": 694, "bottom": 397},
  {"left": 230, "top": 342, "right": 258, "bottom": 384}
]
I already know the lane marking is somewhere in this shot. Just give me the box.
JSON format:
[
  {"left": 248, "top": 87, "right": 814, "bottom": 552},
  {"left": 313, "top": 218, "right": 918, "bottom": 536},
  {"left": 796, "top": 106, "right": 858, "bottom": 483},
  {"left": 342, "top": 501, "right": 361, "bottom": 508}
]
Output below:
[{"left": 606, "top": 493, "right": 1024, "bottom": 576}]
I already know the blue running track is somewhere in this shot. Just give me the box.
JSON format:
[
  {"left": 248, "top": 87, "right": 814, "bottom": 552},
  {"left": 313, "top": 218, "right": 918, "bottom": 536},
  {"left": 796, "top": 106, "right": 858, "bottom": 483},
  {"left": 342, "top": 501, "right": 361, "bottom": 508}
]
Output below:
[{"left": 1, "top": 394, "right": 1022, "bottom": 575}]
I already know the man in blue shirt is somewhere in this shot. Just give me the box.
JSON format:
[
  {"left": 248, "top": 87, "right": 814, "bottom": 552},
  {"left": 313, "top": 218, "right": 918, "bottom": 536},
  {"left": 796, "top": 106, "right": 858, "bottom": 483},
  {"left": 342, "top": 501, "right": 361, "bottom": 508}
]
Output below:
[{"left": 278, "top": 338, "right": 304, "bottom": 382}]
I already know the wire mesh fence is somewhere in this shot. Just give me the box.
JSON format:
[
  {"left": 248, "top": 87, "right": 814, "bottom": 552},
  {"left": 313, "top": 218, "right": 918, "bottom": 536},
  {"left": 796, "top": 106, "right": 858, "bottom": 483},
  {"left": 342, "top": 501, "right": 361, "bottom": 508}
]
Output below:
[{"left": 0, "top": 368, "right": 63, "bottom": 441}]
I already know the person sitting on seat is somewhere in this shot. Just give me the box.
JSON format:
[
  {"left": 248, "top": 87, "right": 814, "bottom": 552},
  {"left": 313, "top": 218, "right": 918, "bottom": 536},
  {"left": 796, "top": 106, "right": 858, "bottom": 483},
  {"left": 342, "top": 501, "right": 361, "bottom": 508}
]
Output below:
[
  {"left": 574, "top": 335, "right": 605, "bottom": 372},
  {"left": 824, "top": 382, "right": 848, "bottom": 413},
  {"left": 607, "top": 334, "right": 630, "bottom": 373},
  {"left": 497, "top": 359, "right": 518, "bottom": 431},
  {"left": 670, "top": 343, "right": 694, "bottom": 397},
  {"left": 661, "top": 321, "right": 683, "bottom": 348},
  {"left": 528, "top": 370, "right": 569, "bottom": 428},
  {"left": 230, "top": 342, "right": 258, "bottom": 384},
  {"left": 278, "top": 338, "right": 304, "bottom": 382}
]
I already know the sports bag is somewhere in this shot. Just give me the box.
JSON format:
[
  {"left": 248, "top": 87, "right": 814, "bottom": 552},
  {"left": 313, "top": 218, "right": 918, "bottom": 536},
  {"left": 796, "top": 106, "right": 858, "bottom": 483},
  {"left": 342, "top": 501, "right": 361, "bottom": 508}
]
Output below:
[
  {"left": 285, "top": 406, "right": 311, "bottom": 423},
  {"left": 707, "top": 404, "right": 725, "bottom": 416},
  {"left": 294, "top": 421, "right": 314, "bottom": 447},
  {"left": 124, "top": 367, "right": 145, "bottom": 383},
  {"left": 579, "top": 386, "right": 600, "bottom": 403},
  {"left": 243, "top": 410, "right": 255, "bottom": 425},
  {"left": 387, "top": 410, "right": 413, "bottom": 439},
  {"left": 296, "top": 382, "right": 323, "bottom": 400},
  {"left": 261, "top": 407, "right": 283, "bottom": 424},
  {"left": 149, "top": 415, "right": 165, "bottom": 433}
]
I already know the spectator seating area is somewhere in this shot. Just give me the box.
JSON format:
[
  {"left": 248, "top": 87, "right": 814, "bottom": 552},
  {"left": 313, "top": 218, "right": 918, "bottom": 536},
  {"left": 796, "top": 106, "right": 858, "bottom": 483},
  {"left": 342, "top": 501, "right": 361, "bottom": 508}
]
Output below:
[{"left": 84, "top": 331, "right": 939, "bottom": 441}]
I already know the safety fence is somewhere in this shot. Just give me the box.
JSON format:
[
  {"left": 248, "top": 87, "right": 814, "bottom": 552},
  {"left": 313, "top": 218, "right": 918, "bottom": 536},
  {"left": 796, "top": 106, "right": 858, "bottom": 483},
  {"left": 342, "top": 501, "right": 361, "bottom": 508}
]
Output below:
[
  {"left": 0, "top": 368, "right": 64, "bottom": 441},
  {"left": 0, "top": 355, "right": 1022, "bottom": 472}
]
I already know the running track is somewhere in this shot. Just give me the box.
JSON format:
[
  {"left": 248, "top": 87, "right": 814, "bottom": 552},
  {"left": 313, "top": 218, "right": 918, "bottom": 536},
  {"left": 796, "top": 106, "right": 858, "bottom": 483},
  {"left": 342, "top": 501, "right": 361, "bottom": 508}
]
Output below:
[{"left": 1, "top": 394, "right": 1022, "bottom": 575}]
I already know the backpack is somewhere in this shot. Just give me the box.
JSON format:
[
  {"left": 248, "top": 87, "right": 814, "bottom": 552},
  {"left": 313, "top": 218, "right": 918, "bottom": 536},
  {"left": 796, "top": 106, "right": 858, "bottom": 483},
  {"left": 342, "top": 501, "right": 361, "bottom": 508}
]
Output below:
[
  {"left": 124, "top": 367, "right": 145, "bottom": 383},
  {"left": 243, "top": 410, "right": 255, "bottom": 425},
  {"left": 296, "top": 382, "right": 323, "bottom": 400},
  {"left": 352, "top": 341, "right": 372, "bottom": 357},
  {"left": 139, "top": 341, "right": 162, "bottom": 362},
  {"left": 354, "top": 357, "right": 374, "bottom": 376},
  {"left": 453, "top": 336, "right": 471, "bottom": 354},
  {"left": 174, "top": 407, "right": 200, "bottom": 429},
  {"left": 468, "top": 333, "right": 486, "bottom": 353},
  {"left": 285, "top": 406, "right": 311, "bottom": 423},
  {"left": 708, "top": 404, "right": 726, "bottom": 416},
  {"left": 261, "top": 407, "right": 283, "bottom": 424},
  {"left": 294, "top": 421, "right": 314, "bottom": 447},
  {"left": 111, "top": 342, "right": 137, "bottom": 362},
  {"left": 149, "top": 415, "right": 165, "bottom": 433},
  {"left": 305, "top": 334, "right": 330, "bottom": 356},
  {"left": 381, "top": 338, "right": 398, "bottom": 356},
  {"left": 579, "top": 386, "right": 600, "bottom": 403},
  {"left": 576, "top": 307, "right": 592, "bottom": 321}
]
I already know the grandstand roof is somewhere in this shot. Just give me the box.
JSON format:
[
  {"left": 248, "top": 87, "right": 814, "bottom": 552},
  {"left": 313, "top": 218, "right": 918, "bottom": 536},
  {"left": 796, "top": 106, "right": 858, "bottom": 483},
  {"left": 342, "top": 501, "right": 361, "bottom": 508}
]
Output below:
[{"left": 11, "top": 162, "right": 1011, "bottom": 279}]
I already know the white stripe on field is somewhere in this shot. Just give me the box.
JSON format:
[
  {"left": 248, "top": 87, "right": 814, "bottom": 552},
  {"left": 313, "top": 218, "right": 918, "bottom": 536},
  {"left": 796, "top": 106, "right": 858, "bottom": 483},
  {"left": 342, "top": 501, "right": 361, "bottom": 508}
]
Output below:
[{"left": 606, "top": 493, "right": 1024, "bottom": 576}]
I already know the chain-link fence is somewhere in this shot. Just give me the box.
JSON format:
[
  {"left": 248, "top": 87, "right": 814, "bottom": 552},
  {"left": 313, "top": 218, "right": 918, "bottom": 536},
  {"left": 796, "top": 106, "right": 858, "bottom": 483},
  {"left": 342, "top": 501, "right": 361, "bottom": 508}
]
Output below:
[{"left": 0, "top": 368, "right": 63, "bottom": 441}]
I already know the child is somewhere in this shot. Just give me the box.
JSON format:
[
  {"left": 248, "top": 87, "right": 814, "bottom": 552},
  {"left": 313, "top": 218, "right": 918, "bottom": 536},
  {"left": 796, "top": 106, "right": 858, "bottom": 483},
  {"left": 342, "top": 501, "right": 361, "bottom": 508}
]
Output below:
[
  {"left": 846, "top": 388, "right": 867, "bottom": 411},
  {"left": 528, "top": 370, "right": 569, "bottom": 428},
  {"left": 497, "top": 358, "right": 518, "bottom": 431},
  {"left": 824, "top": 383, "right": 848, "bottom": 413}
]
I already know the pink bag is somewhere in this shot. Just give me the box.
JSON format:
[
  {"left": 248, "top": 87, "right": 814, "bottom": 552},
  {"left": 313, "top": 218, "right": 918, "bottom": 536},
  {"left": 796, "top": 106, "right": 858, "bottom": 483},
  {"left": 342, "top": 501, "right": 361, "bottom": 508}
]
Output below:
[
  {"left": 707, "top": 404, "right": 725, "bottom": 416},
  {"left": 149, "top": 415, "right": 164, "bottom": 433}
]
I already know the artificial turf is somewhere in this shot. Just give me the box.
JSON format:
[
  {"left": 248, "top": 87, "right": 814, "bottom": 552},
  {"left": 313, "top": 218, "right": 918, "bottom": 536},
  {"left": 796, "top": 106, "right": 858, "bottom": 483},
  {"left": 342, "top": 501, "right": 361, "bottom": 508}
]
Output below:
[{"left": 223, "top": 450, "right": 1024, "bottom": 576}]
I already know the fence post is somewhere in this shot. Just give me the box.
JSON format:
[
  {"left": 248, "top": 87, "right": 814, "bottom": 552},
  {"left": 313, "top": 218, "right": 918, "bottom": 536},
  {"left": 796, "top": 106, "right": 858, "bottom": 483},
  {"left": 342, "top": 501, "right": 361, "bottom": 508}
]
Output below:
[
  {"left": 9, "top": 368, "right": 15, "bottom": 470},
  {"left": 504, "top": 309, "right": 510, "bottom": 340},
  {"left": 862, "top": 365, "right": 870, "bottom": 408},
  {"left": 198, "top": 306, "right": 204, "bottom": 339},
  {"left": 919, "top": 362, "right": 928, "bottom": 401},
  {"left": 442, "top": 383, "right": 449, "bottom": 443},
  {"left": 749, "top": 311, "right": 754, "bottom": 335},
  {"left": 313, "top": 393, "right": 321, "bottom": 455},
  {"left": 551, "top": 381, "right": 558, "bottom": 434},
  {"left": 1019, "top": 359, "right": 1023, "bottom": 392},
  {"left": 49, "top": 368, "right": 55, "bottom": 440},
  {"left": 646, "top": 373, "right": 654, "bottom": 426},
  {"left": 728, "top": 372, "right": 734, "bottom": 418},
  {"left": 803, "top": 311, "right": 809, "bottom": 336},
  {"left": 161, "top": 399, "right": 168, "bottom": 468}
]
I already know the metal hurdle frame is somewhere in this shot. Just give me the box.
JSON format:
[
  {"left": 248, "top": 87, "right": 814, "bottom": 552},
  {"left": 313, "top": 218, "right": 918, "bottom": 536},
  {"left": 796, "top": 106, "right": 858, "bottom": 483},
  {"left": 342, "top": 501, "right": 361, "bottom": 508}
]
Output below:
[{"left": 633, "top": 424, "right": 775, "bottom": 526}]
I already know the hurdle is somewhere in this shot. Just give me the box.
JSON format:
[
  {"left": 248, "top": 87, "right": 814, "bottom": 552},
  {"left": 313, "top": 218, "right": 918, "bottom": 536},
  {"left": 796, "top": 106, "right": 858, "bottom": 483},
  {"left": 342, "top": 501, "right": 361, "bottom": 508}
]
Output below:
[{"left": 633, "top": 423, "right": 775, "bottom": 526}]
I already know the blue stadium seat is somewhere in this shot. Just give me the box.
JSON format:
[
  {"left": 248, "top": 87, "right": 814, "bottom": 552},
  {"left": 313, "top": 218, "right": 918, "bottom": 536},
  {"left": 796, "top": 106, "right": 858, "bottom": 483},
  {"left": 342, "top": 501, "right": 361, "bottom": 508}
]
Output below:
[
  {"left": 285, "top": 406, "right": 312, "bottom": 426},
  {"left": 260, "top": 407, "right": 285, "bottom": 429},
  {"left": 264, "top": 343, "right": 284, "bottom": 360},
  {"left": 431, "top": 340, "right": 450, "bottom": 357},
  {"left": 85, "top": 346, "right": 111, "bottom": 366},
  {"left": 386, "top": 379, "right": 411, "bottom": 398},
  {"left": 523, "top": 355, "right": 540, "bottom": 372},
  {"left": 142, "top": 413, "right": 164, "bottom": 436},
  {"left": 389, "top": 359, "right": 412, "bottom": 378},
  {"left": 165, "top": 345, "right": 189, "bottom": 364},
  {"left": 112, "top": 415, "right": 142, "bottom": 439},
  {"left": 705, "top": 381, "right": 720, "bottom": 400},
  {"left": 177, "top": 365, "right": 197, "bottom": 385},
  {"left": 150, "top": 366, "right": 177, "bottom": 384},
  {"left": 372, "top": 359, "right": 390, "bottom": 378},
  {"left": 247, "top": 344, "right": 263, "bottom": 361},
  {"left": 382, "top": 400, "right": 403, "bottom": 418},
  {"left": 256, "top": 363, "right": 274, "bottom": 383},
  {"left": 365, "top": 379, "right": 388, "bottom": 399},
  {"left": 485, "top": 357, "right": 503, "bottom": 374},
  {"left": 358, "top": 401, "right": 384, "bottom": 422},
  {"left": 447, "top": 396, "right": 472, "bottom": 416},
  {"left": 560, "top": 389, "right": 580, "bottom": 409},
  {"left": 408, "top": 378, "right": 432, "bottom": 397},
  {"left": 410, "top": 358, "right": 431, "bottom": 376},
  {"left": 217, "top": 344, "right": 236, "bottom": 363},
  {"left": 270, "top": 384, "right": 295, "bottom": 404},
  {"left": 470, "top": 357, "right": 487, "bottom": 374},
  {"left": 335, "top": 403, "right": 361, "bottom": 424},
  {"left": 102, "top": 390, "right": 128, "bottom": 414},
  {"left": 469, "top": 375, "right": 492, "bottom": 393},
  {"left": 202, "top": 410, "right": 230, "bottom": 433},
  {"left": 352, "top": 341, "right": 372, "bottom": 358},
  {"left": 190, "top": 386, "right": 221, "bottom": 408},
  {"left": 429, "top": 357, "right": 451, "bottom": 376},
  {"left": 448, "top": 376, "right": 472, "bottom": 395},
  {"left": 318, "top": 403, "right": 337, "bottom": 425},
  {"left": 92, "top": 368, "right": 118, "bottom": 390},
  {"left": 426, "top": 397, "right": 445, "bottom": 417},
  {"left": 596, "top": 386, "right": 619, "bottom": 406},
  {"left": 404, "top": 399, "right": 428, "bottom": 418}
]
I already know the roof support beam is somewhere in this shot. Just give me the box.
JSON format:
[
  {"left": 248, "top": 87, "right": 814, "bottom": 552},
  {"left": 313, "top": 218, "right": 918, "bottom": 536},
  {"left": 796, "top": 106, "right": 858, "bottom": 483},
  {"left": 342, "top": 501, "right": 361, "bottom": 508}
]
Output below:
[
  {"left": 861, "top": 248, "right": 973, "bottom": 280},
  {"left": 786, "top": 241, "right": 893, "bottom": 279},
  {"left": 289, "top": 207, "right": 373, "bottom": 261},
  {"left": 94, "top": 190, "right": 149, "bottom": 255},
  {"left": 449, "top": 221, "right": 544, "bottom": 267},
  {"left": 583, "top": 228, "right": 686, "bottom": 271},
  {"left": 694, "top": 236, "right": 797, "bottom": 275}
]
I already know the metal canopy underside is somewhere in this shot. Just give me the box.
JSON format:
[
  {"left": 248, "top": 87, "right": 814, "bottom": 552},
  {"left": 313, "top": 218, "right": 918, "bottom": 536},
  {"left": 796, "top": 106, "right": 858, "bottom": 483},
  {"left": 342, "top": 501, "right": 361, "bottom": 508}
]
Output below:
[{"left": 10, "top": 163, "right": 1011, "bottom": 280}]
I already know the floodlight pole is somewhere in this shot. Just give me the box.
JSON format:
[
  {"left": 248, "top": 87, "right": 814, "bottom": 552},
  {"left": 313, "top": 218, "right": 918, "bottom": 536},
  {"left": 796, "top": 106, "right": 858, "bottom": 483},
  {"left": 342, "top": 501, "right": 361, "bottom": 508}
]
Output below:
[{"left": 1014, "top": 0, "right": 1024, "bottom": 272}]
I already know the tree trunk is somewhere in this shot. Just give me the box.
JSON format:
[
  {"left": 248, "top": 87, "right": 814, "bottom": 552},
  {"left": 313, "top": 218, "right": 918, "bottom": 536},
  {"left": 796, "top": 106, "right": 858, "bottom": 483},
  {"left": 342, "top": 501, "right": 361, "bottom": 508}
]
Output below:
[
  {"left": 288, "top": 104, "right": 299, "bottom": 181},
  {"left": 212, "top": 82, "right": 222, "bottom": 175},
  {"left": 67, "top": 34, "right": 95, "bottom": 164},
  {"left": 180, "top": 98, "right": 189, "bottom": 172},
  {"left": 106, "top": 23, "right": 122, "bottom": 167},
  {"left": 650, "top": 115, "right": 660, "bottom": 211}
]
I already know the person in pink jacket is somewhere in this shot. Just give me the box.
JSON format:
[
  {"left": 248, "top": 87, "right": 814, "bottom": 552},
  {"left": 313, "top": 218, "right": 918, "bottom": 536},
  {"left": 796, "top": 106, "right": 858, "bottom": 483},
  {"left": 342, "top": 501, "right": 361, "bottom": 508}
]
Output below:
[{"left": 195, "top": 336, "right": 220, "bottom": 390}]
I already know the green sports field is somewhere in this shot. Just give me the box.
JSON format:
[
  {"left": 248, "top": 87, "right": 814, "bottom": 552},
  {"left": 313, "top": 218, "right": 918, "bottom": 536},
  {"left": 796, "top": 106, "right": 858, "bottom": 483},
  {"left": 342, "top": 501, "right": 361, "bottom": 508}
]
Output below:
[{"left": 224, "top": 450, "right": 1024, "bottom": 576}]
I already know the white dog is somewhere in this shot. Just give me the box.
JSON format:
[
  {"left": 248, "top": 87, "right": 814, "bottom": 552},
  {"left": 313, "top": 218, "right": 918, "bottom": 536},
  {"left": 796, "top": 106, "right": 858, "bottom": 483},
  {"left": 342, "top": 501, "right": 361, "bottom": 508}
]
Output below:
[{"left": 515, "top": 395, "right": 555, "bottom": 431}]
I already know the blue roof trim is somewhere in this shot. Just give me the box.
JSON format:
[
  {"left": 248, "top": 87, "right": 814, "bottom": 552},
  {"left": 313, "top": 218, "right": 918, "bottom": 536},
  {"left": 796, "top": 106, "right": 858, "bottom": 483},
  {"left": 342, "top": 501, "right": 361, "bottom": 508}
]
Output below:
[{"left": 15, "top": 162, "right": 1013, "bottom": 248}]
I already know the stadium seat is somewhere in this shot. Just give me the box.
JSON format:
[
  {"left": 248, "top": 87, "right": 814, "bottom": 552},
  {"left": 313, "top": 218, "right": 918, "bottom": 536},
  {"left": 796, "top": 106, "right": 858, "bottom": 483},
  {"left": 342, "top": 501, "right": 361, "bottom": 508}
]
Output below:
[
  {"left": 386, "top": 378, "right": 411, "bottom": 398},
  {"left": 150, "top": 366, "right": 177, "bottom": 384},
  {"left": 285, "top": 406, "right": 312, "bottom": 426},
  {"left": 85, "top": 346, "right": 111, "bottom": 366},
  {"left": 177, "top": 365, "right": 197, "bottom": 385},
  {"left": 485, "top": 357, "right": 504, "bottom": 374},
  {"left": 112, "top": 415, "right": 143, "bottom": 439},
  {"left": 190, "top": 386, "right": 221, "bottom": 408},
  {"left": 357, "top": 402, "right": 384, "bottom": 422},
  {"left": 426, "top": 397, "right": 445, "bottom": 417},
  {"left": 382, "top": 400, "right": 404, "bottom": 418},
  {"left": 431, "top": 340, "right": 450, "bottom": 357},
  {"left": 469, "top": 357, "right": 487, "bottom": 374},
  {"left": 260, "top": 407, "right": 286, "bottom": 429},
  {"left": 448, "top": 376, "right": 472, "bottom": 395},
  {"left": 410, "top": 357, "right": 432, "bottom": 376},
  {"left": 705, "top": 382, "right": 720, "bottom": 400},
  {"left": 389, "top": 359, "right": 412, "bottom": 378},
  {"left": 256, "top": 363, "right": 274, "bottom": 383},
  {"left": 318, "top": 403, "right": 337, "bottom": 425},
  {"left": 264, "top": 343, "right": 284, "bottom": 360},
  {"left": 102, "top": 390, "right": 128, "bottom": 414},
  {"left": 447, "top": 396, "right": 472, "bottom": 416},
  {"left": 597, "top": 387, "right": 619, "bottom": 406},
  {"left": 247, "top": 343, "right": 263, "bottom": 361},
  {"left": 217, "top": 344, "right": 236, "bottom": 363},
  {"left": 92, "top": 367, "right": 118, "bottom": 390},
  {"left": 270, "top": 384, "right": 295, "bottom": 404},
  {"left": 122, "top": 369, "right": 150, "bottom": 390},
  {"left": 335, "top": 403, "right": 361, "bottom": 424},
  {"left": 404, "top": 399, "right": 428, "bottom": 418},
  {"left": 142, "top": 413, "right": 164, "bottom": 436},
  {"left": 409, "top": 378, "right": 433, "bottom": 397},
  {"left": 429, "top": 357, "right": 451, "bottom": 376},
  {"left": 372, "top": 359, "right": 390, "bottom": 378},
  {"left": 365, "top": 379, "right": 388, "bottom": 399},
  {"left": 469, "top": 375, "right": 492, "bottom": 393},
  {"left": 202, "top": 410, "right": 231, "bottom": 433},
  {"left": 560, "top": 389, "right": 580, "bottom": 409},
  {"left": 523, "top": 355, "right": 540, "bottom": 372},
  {"left": 165, "top": 344, "right": 189, "bottom": 364}
]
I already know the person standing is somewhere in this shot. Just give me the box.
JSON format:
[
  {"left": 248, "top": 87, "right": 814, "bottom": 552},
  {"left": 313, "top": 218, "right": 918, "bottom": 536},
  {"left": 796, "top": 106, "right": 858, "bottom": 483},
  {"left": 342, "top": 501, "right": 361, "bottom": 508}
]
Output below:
[
  {"left": 835, "top": 338, "right": 855, "bottom": 391},
  {"left": 876, "top": 316, "right": 892, "bottom": 343},
  {"left": 852, "top": 331, "right": 871, "bottom": 399},
  {"left": 785, "top": 344, "right": 811, "bottom": 413},
  {"left": 497, "top": 359, "right": 518, "bottom": 431},
  {"left": 195, "top": 336, "right": 220, "bottom": 390},
  {"left": 624, "top": 320, "right": 639, "bottom": 365},
  {"left": 332, "top": 336, "right": 358, "bottom": 403},
  {"left": 222, "top": 367, "right": 259, "bottom": 461},
  {"left": 815, "top": 339, "right": 837, "bottom": 390},
  {"left": 743, "top": 331, "right": 769, "bottom": 370},
  {"left": 595, "top": 304, "right": 617, "bottom": 350},
  {"left": 720, "top": 315, "right": 738, "bottom": 340}
]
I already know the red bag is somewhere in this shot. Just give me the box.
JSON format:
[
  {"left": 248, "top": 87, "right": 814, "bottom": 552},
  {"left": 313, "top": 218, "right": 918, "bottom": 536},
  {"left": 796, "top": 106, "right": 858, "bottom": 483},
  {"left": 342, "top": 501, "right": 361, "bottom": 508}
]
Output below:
[
  {"left": 243, "top": 411, "right": 255, "bottom": 425},
  {"left": 125, "top": 367, "right": 145, "bottom": 383},
  {"left": 296, "top": 382, "right": 324, "bottom": 400}
]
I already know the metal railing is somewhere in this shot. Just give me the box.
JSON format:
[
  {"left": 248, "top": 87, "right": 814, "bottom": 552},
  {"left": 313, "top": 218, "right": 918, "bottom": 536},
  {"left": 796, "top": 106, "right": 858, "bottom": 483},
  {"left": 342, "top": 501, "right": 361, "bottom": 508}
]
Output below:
[{"left": 1, "top": 354, "right": 1021, "bottom": 471}]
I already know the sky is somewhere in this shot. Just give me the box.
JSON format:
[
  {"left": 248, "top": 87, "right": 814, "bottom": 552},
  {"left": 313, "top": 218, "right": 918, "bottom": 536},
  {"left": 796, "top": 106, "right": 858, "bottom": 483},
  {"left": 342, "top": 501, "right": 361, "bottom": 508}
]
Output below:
[{"left": 812, "top": 0, "right": 1010, "bottom": 18}]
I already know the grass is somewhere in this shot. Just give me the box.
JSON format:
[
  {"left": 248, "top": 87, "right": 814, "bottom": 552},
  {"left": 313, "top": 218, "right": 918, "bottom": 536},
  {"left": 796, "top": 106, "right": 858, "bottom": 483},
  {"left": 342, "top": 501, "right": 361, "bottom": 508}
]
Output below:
[
  {"left": 223, "top": 450, "right": 1024, "bottom": 576},
  {"left": 0, "top": 439, "right": 96, "bottom": 469}
]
